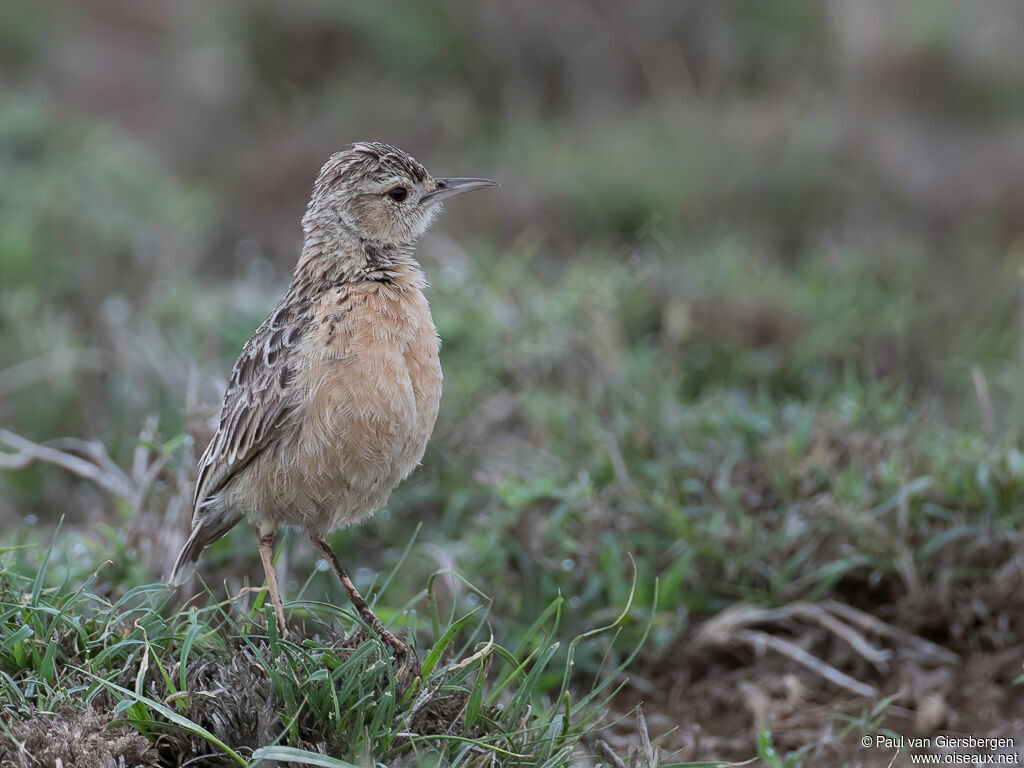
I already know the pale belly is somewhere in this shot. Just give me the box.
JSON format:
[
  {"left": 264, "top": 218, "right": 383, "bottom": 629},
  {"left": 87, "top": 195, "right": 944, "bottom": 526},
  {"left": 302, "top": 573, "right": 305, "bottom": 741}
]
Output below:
[{"left": 224, "top": 285, "right": 442, "bottom": 535}]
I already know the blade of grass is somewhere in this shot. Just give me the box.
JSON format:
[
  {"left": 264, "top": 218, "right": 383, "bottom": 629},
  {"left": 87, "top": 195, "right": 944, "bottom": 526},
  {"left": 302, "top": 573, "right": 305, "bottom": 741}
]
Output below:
[
  {"left": 85, "top": 672, "right": 247, "bottom": 765},
  {"left": 420, "top": 608, "right": 480, "bottom": 678},
  {"left": 371, "top": 522, "right": 421, "bottom": 608},
  {"left": 251, "top": 745, "right": 360, "bottom": 767}
]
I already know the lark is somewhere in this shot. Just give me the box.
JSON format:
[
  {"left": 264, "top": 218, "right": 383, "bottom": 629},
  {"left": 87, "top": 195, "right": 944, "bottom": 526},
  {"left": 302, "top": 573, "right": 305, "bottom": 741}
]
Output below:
[{"left": 169, "top": 142, "right": 496, "bottom": 658}]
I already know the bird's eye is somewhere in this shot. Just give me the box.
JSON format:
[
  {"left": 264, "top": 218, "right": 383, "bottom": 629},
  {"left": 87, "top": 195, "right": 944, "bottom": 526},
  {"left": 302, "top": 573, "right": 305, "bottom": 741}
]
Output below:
[{"left": 387, "top": 187, "right": 408, "bottom": 202}]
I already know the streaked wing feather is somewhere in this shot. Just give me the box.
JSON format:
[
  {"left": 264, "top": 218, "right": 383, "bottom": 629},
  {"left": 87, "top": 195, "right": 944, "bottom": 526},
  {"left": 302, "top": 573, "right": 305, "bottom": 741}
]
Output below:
[{"left": 192, "top": 296, "right": 312, "bottom": 518}]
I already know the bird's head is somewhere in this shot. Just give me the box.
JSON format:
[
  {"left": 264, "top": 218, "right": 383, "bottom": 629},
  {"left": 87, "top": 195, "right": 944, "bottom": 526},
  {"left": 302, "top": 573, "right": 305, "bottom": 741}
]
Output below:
[{"left": 304, "top": 141, "right": 496, "bottom": 248}]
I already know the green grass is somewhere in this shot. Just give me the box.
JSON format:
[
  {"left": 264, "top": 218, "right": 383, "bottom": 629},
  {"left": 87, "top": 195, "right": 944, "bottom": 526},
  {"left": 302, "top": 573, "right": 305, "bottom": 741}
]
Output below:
[
  {"left": 5, "top": 201, "right": 1024, "bottom": 762},
  {"left": 5, "top": 215, "right": 1024, "bottom": 763},
  {"left": 4, "top": 357, "right": 1023, "bottom": 763},
  {"left": 0, "top": 523, "right": 652, "bottom": 766}
]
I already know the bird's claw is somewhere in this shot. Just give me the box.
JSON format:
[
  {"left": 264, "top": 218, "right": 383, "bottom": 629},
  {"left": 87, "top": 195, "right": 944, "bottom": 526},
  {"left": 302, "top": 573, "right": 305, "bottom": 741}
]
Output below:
[{"left": 392, "top": 640, "right": 421, "bottom": 680}]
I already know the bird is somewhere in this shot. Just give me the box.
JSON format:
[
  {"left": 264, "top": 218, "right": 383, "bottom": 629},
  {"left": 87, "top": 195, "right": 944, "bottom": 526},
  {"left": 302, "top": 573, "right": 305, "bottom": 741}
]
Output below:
[{"left": 169, "top": 142, "right": 496, "bottom": 659}]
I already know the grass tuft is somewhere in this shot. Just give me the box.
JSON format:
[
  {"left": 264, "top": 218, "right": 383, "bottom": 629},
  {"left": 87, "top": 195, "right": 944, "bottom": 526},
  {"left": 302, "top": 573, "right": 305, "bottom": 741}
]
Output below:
[{"left": 0, "top": 533, "right": 645, "bottom": 766}]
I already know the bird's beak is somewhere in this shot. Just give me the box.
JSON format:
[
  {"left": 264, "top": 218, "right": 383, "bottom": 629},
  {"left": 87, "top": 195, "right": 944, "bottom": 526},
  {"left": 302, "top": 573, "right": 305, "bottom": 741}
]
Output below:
[{"left": 421, "top": 177, "right": 498, "bottom": 204}]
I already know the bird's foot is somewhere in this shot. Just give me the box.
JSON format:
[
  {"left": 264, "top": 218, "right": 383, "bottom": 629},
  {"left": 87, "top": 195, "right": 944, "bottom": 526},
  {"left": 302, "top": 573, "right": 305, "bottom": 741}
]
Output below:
[
  {"left": 349, "top": 618, "right": 418, "bottom": 676},
  {"left": 389, "top": 636, "right": 420, "bottom": 680},
  {"left": 343, "top": 626, "right": 368, "bottom": 648},
  {"left": 370, "top": 619, "right": 419, "bottom": 675}
]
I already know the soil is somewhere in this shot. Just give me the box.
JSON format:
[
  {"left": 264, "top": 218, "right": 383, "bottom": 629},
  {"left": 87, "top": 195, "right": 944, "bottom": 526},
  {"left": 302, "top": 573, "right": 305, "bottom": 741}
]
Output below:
[{"left": 605, "top": 577, "right": 1024, "bottom": 767}]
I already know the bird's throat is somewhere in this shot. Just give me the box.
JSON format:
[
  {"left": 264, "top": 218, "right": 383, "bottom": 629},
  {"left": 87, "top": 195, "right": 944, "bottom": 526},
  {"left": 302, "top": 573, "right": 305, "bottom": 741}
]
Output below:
[{"left": 292, "top": 236, "right": 423, "bottom": 297}]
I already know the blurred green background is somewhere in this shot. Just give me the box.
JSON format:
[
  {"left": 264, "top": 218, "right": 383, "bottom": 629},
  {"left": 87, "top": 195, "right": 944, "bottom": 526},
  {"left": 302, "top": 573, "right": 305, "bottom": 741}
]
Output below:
[{"left": 3, "top": 0, "right": 1024, "bottom": 759}]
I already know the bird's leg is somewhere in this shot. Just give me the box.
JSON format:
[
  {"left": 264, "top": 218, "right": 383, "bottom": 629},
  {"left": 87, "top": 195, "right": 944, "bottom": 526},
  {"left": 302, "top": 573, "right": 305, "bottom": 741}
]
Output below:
[
  {"left": 310, "top": 534, "right": 411, "bottom": 661},
  {"left": 257, "top": 529, "right": 288, "bottom": 638}
]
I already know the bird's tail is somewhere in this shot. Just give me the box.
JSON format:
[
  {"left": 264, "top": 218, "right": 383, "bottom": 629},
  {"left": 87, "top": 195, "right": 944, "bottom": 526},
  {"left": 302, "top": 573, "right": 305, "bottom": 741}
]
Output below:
[
  {"left": 168, "top": 513, "right": 243, "bottom": 587},
  {"left": 168, "top": 525, "right": 206, "bottom": 587}
]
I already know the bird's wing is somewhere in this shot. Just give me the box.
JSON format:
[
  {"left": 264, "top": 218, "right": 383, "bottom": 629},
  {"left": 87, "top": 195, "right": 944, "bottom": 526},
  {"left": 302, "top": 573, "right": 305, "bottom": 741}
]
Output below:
[{"left": 192, "top": 294, "right": 312, "bottom": 520}]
